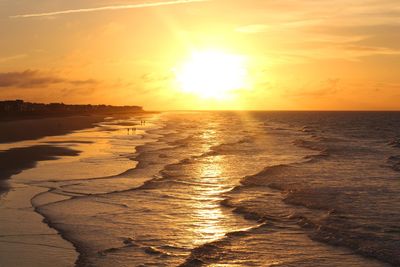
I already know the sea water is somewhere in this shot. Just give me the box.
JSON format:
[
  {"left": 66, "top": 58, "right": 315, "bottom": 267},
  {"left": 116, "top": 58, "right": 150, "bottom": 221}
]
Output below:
[{"left": 31, "top": 111, "right": 400, "bottom": 266}]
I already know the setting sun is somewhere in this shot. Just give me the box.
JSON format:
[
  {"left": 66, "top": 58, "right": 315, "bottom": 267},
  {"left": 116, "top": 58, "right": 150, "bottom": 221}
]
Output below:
[
  {"left": 175, "top": 51, "right": 248, "bottom": 99},
  {"left": 2, "top": 1, "right": 400, "bottom": 266}
]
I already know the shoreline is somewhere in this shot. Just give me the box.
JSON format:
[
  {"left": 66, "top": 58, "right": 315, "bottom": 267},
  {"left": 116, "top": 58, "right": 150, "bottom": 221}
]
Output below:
[
  {"left": 0, "top": 145, "right": 81, "bottom": 194},
  {"left": 1, "top": 111, "right": 397, "bottom": 266},
  {"left": 0, "top": 112, "right": 146, "bottom": 194},
  {"left": 0, "top": 112, "right": 143, "bottom": 144},
  {"left": 0, "top": 184, "right": 78, "bottom": 267},
  {"left": 0, "top": 113, "right": 156, "bottom": 266}
]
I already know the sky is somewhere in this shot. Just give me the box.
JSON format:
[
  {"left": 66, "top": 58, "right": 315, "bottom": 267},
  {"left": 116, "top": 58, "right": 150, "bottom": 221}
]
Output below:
[{"left": 1, "top": 0, "right": 400, "bottom": 110}]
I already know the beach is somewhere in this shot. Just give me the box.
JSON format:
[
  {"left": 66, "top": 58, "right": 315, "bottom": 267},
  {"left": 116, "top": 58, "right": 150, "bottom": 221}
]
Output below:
[
  {"left": 0, "top": 111, "right": 399, "bottom": 266},
  {"left": 2, "top": 0, "right": 399, "bottom": 265},
  {"left": 0, "top": 113, "right": 153, "bottom": 266},
  {"left": 0, "top": 115, "right": 106, "bottom": 191}
]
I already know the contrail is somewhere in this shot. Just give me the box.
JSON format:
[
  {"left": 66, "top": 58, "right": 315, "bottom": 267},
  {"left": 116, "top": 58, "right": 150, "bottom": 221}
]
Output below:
[{"left": 10, "top": 0, "right": 209, "bottom": 18}]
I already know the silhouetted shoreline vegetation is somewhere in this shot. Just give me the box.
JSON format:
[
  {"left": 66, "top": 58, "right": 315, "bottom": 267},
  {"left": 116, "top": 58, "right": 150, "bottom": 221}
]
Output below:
[{"left": 0, "top": 100, "right": 143, "bottom": 119}]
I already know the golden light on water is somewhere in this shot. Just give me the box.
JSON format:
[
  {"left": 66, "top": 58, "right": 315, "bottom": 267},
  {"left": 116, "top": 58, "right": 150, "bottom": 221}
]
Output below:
[
  {"left": 191, "top": 156, "right": 228, "bottom": 245},
  {"left": 175, "top": 50, "right": 249, "bottom": 100}
]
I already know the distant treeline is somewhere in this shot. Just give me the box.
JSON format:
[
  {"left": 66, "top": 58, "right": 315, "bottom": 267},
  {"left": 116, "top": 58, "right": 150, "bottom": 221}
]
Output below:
[{"left": 0, "top": 100, "right": 143, "bottom": 117}]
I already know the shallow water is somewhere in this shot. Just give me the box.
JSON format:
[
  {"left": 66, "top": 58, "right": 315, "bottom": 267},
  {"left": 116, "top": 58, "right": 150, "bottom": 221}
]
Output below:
[{"left": 14, "top": 111, "right": 400, "bottom": 266}]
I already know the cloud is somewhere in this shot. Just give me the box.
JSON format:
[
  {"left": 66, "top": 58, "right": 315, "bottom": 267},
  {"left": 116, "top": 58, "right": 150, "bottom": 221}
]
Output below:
[
  {"left": 0, "top": 54, "right": 27, "bottom": 63},
  {"left": 0, "top": 70, "right": 98, "bottom": 88},
  {"left": 233, "top": 0, "right": 400, "bottom": 61},
  {"left": 10, "top": 0, "right": 209, "bottom": 19}
]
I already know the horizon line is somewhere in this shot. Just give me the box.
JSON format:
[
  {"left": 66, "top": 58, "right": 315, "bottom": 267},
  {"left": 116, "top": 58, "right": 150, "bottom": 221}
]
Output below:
[
  {"left": 161, "top": 109, "right": 400, "bottom": 112},
  {"left": 2, "top": 99, "right": 400, "bottom": 112}
]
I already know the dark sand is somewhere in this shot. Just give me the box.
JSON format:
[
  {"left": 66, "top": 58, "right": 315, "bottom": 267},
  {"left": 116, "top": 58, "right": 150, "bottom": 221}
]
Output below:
[
  {"left": 0, "top": 115, "right": 106, "bottom": 144},
  {"left": 0, "top": 145, "right": 80, "bottom": 194},
  {"left": 0, "top": 112, "right": 145, "bottom": 194},
  {"left": 0, "top": 112, "right": 145, "bottom": 266},
  {"left": 0, "top": 114, "right": 114, "bottom": 194}
]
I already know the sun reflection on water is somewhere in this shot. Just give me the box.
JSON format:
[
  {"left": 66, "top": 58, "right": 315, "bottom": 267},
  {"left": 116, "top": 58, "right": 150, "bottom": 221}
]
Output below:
[
  {"left": 188, "top": 126, "right": 234, "bottom": 245},
  {"left": 191, "top": 159, "right": 228, "bottom": 245}
]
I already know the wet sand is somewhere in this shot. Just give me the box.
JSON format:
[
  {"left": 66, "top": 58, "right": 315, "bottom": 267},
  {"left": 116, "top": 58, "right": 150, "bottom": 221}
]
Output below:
[
  {"left": 0, "top": 115, "right": 107, "bottom": 144},
  {"left": 0, "top": 120, "right": 91, "bottom": 266},
  {"left": 1, "top": 112, "right": 397, "bottom": 266},
  {"left": 0, "top": 145, "right": 80, "bottom": 194},
  {"left": 0, "top": 116, "right": 106, "bottom": 266},
  {"left": 0, "top": 114, "right": 152, "bottom": 266},
  {"left": 0, "top": 184, "right": 78, "bottom": 267},
  {"left": 0, "top": 114, "right": 138, "bottom": 194}
]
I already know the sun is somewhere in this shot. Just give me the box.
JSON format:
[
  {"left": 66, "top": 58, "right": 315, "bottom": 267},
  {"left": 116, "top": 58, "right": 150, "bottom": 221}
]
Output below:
[{"left": 175, "top": 50, "right": 248, "bottom": 99}]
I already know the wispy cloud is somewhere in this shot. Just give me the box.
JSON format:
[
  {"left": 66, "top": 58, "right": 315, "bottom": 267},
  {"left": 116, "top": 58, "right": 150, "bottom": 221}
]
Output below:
[
  {"left": 10, "top": 0, "right": 209, "bottom": 19},
  {"left": 0, "top": 54, "right": 27, "bottom": 63},
  {"left": 0, "top": 70, "right": 98, "bottom": 88}
]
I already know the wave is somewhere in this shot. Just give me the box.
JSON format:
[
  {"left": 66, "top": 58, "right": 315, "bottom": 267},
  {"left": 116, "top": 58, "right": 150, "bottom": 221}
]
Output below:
[
  {"left": 179, "top": 223, "right": 267, "bottom": 267},
  {"left": 135, "top": 134, "right": 259, "bottom": 191},
  {"left": 27, "top": 111, "right": 400, "bottom": 267},
  {"left": 293, "top": 138, "right": 325, "bottom": 151},
  {"left": 293, "top": 139, "right": 331, "bottom": 163},
  {"left": 202, "top": 135, "right": 255, "bottom": 157},
  {"left": 225, "top": 155, "right": 400, "bottom": 266},
  {"left": 97, "top": 237, "right": 173, "bottom": 258},
  {"left": 309, "top": 217, "right": 400, "bottom": 266},
  {"left": 301, "top": 125, "right": 316, "bottom": 133},
  {"left": 239, "top": 164, "right": 296, "bottom": 188}
]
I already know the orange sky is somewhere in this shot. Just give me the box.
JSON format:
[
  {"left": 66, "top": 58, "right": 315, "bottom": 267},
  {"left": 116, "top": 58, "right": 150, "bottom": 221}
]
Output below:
[{"left": 1, "top": 0, "right": 400, "bottom": 110}]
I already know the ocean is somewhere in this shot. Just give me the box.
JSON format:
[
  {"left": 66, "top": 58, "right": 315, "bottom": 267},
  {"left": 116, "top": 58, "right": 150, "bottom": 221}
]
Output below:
[{"left": 28, "top": 111, "right": 400, "bottom": 266}]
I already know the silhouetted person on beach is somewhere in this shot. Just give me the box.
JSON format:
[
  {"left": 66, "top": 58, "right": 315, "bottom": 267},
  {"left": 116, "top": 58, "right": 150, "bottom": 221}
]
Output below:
[{"left": 127, "top": 128, "right": 130, "bottom": 135}]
